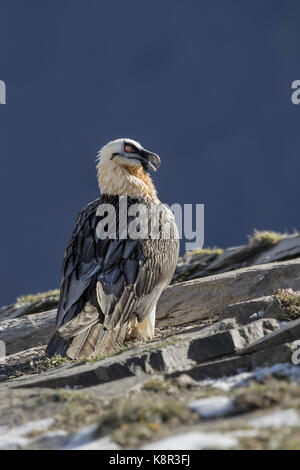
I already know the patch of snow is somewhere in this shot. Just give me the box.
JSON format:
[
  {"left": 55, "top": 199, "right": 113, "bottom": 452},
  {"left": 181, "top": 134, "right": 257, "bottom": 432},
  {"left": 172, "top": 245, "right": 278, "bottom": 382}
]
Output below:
[
  {"left": 250, "top": 311, "right": 265, "bottom": 320},
  {"left": 198, "top": 363, "right": 300, "bottom": 392},
  {"left": 62, "top": 424, "right": 120, "bottom": 450},
  {"left": 62, "top": 424, "right": 97, "bottom": 449},
  {"left": 33, "top": 430, "right": 69, "bottom": 449},
  {"left": 0, "top": 418, "right": 54, "bottom": 450},
  {"left": 249, "top": 409, "right": 300, "bottom": 429},
  {"left": 39, "top": 430, "right": 68, "bottom": 440},
  {"left": 141, "top": 432, "right": 238, "bottom": 450},
  {"left": 228, "top": 429, "right": 259, "bottom": 438},
  {"left": 70, "top": 435, "right": 120, "bottom": 450},
  {"left": 198, "top": 371, "right": 254, "bottom": 392},
  {"left": 189, "top": 396, "right": 234, "bottom": 418}
]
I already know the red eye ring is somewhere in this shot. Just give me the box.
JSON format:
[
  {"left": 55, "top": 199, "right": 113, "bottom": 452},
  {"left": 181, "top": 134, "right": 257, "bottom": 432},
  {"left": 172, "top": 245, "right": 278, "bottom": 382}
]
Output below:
[{"left": 124, "top": 145, "right": 132, "bottom": 153}]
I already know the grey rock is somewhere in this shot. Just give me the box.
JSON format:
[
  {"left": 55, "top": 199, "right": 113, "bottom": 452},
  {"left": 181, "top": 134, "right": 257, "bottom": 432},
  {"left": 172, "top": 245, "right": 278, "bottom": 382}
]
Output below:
[
  {"left": 264, "top": 296, "right": 285, "bottom": 319},
  {"left": 251, "top": 235, "right": 300, "bottom": 266},
  {"left": 157, "top": 259, "right": 300, "bottom": 328},
  {"left": 0, "top": 296, "right": 59, "bottom": 323},
  {"left": 172, "top": 234, "right": 300, "bottom": 284},
  {"left": 220, "top": 296, "right": 276, "bottom": 324},
  {"left": 28, "top": 430, "right": 69, "bottom": 450},
  {"left": 4, "top": 319, "right": 278, "bottom": 390},
  {"left": 232, "top": 319, "right": 279, "bottom": 349},
  {"left": 239, "top": 317, "right": 300, "bottom": 355},
  {"left": 1, "top": 242, "right": 300, "bottom": 452},
  {"left": 0, "top": 304, "right": 30, "bottom": 322},
  {"left": 216, "top": 318, "right": 238, "bottom": 331},
  {"left": 221, "top": 296, "right": 286, "bottom": 325},
  {"left": 206, "top": 244, "right": 263, "bottom": 272},
  {"left": 173, "top": 252, "right": 219, "bottom": 281},
  {"left": 173, "top": 343, "right": 292, "bottom": 381},
  {"left": 3, "top": 259, "right": 297, "bottom": 357},
  {"left": 0, "top": 310, "right": 56, "bottom": 355}
]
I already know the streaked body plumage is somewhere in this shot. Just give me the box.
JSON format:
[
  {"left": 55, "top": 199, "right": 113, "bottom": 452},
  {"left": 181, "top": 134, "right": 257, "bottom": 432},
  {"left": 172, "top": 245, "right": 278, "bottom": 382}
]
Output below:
[{"left": 46, "top": 138, "right": 179, "bottom": 359}]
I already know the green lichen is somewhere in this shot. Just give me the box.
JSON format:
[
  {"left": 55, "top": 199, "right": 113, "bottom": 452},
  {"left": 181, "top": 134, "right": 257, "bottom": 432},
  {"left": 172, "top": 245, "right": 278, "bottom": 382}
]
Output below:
[
  {"left": 276, "top": 288, "right": 300, "bottom": 321},
  {"left": 233, "top": 378, "right": 300, "bottom": 413},
  {"left": 189, "top": 247, "right": 224, "bottom": 257},
  {"left": 104, "top": 398, "right": 198, "bottom": 448},
  {"left": 248, "top": 229, "right": 286, "bottom": 248},
  {"left": 238, "top": 427, "right": 300, "bottom": 450},
  {"left": 53, "top": 389, "right": 104, "bottom": 431},
  {"left": 83, "top": 344, "right": 131, "bottom": 363},
  {"left": 36, "top": 355, "right": 71, "bottom": 372},
  {"left": 144, "top": 336, "right": 184, "bottom": 352},
  {"left": 16, "top": 289, "right": 59, "bottom": 305},
  {"left": 172, "top": 271, "right": 191, "bottom": 284},
  {"left": 142, "top": 377, "right": 172, "bottom": 392}
]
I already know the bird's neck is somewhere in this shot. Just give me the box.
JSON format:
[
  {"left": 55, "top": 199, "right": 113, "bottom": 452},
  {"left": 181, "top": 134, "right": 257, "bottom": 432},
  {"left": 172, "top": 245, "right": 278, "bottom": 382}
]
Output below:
[{"left": 97, "top": 163, "right": 158, "bottom": 202}]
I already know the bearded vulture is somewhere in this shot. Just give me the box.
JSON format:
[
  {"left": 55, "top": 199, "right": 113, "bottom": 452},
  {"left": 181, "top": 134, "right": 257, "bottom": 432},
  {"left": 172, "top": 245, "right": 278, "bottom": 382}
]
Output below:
[{"left": 46, "top": 138, "right": 179, "bottom": 360}]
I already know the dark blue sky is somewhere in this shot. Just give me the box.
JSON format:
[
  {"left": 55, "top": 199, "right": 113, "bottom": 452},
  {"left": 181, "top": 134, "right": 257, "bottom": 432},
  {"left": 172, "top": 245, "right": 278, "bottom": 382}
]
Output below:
[{"left": 1, "top": 0, "right": 300, "bottom": 306}]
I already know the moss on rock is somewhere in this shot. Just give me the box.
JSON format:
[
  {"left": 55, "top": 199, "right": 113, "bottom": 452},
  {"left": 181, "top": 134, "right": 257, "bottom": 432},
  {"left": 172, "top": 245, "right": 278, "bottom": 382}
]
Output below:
[
  {"left": 248, "top": 230, "right": 286, "bottom": 248},
  {"left": 16, "top": 289, "right": 59, "bottom": 306},
  {"left": 276, "top": 288, "right": 300, "bottom": 321}
]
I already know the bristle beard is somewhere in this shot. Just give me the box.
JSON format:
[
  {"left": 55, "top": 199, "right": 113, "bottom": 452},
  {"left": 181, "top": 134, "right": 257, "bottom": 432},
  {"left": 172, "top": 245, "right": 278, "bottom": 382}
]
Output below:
[{"left": 97, "top": 161, "right": 157, "bottom": 201}]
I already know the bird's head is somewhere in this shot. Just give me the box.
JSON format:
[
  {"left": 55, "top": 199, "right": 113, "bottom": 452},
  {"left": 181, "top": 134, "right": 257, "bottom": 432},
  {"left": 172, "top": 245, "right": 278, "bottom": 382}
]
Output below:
[
  {"left": 97, "top": 138, "right": 160, "bottom": 173},
  {"left": 96, "top": 138, "right": 160, "bottom": 201}
]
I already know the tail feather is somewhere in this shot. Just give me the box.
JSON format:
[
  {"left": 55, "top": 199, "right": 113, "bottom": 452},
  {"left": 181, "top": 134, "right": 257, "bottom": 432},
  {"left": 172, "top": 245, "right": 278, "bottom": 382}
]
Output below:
[
  {"left": 45, "top": 333, "right": 70, "bottom": 358},
  {"left": 65, "top": 321, "right": 129, "bottom": 360},
  {"left": 90, "top": 322, "right": 128, "bottom": 358},
  {"left": 66, "top": 323, "right": 103, "bottom": 360},
  {"left": 46, "top": 301, "right": 130, "bottom": 360}
]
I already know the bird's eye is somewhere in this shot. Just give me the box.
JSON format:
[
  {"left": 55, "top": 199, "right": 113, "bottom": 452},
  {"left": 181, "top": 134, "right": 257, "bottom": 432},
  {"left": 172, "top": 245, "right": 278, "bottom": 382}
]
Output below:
[{"left": 124, "top": 145, "right": 133, "bottom": 153}]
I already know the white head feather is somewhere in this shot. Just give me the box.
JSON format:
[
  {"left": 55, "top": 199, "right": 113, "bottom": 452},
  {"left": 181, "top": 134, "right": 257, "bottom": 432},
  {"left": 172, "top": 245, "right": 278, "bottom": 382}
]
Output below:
[{"left": 96, "top": 138, "right": 159, "bottom": 201}]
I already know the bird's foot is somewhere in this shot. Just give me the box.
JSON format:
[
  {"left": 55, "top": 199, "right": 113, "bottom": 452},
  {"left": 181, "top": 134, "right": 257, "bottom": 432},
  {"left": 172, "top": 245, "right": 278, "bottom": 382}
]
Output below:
[{"left": 131, "top": 316, "right": 155, "bottom": 341}]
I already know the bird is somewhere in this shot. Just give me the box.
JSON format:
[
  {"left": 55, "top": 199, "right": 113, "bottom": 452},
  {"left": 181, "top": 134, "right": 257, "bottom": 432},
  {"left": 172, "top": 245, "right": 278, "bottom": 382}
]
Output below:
[{"left": 46, "top": 138, "right": 179, "bottom": 360}]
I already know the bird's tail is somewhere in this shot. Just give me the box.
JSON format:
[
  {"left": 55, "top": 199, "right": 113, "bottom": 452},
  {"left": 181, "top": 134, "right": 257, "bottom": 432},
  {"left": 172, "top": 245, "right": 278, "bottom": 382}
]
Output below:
[
  {"left": 46, "top": 301, "right": 129, "bottom": 360},
  {"left": 62, "top": 321, "right": 128, "bottom": 360},
  {"left": 45, "top": 333, "right": 70, "bottom": 358},
  {"left": 46, "top": 320, "right": 129, "bottom": 360}
]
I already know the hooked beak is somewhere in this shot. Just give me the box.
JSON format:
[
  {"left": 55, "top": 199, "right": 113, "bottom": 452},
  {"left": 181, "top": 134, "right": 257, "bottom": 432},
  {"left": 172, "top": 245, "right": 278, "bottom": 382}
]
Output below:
[
  {"left": 116, "top": 146, "right": 161, "bottom": 172},
  {"left": 134, "top": 148, "right": 160, "bottom": 172},
  {"left": 145, "top": 151, "right": 161, "bottom": 172}
]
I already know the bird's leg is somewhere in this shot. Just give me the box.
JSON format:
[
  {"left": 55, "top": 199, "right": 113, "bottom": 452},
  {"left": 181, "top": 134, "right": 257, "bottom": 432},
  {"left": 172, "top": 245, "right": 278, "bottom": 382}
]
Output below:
[
  {"left": 131, "top": 306, "right": 156, "bottom": 341},
  {"left": 125, "top": 314, "right": 138, "bottom": 341}
]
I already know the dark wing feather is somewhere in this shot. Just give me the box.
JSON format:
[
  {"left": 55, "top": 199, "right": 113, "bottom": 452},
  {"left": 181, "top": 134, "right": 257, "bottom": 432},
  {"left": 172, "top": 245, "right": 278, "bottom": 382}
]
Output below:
[
  {"left": 55, "top": 196, "right": 179, "bottom": 336},
  {"left": 55, "top": 198, "right": 102, "bottom": 329}
]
